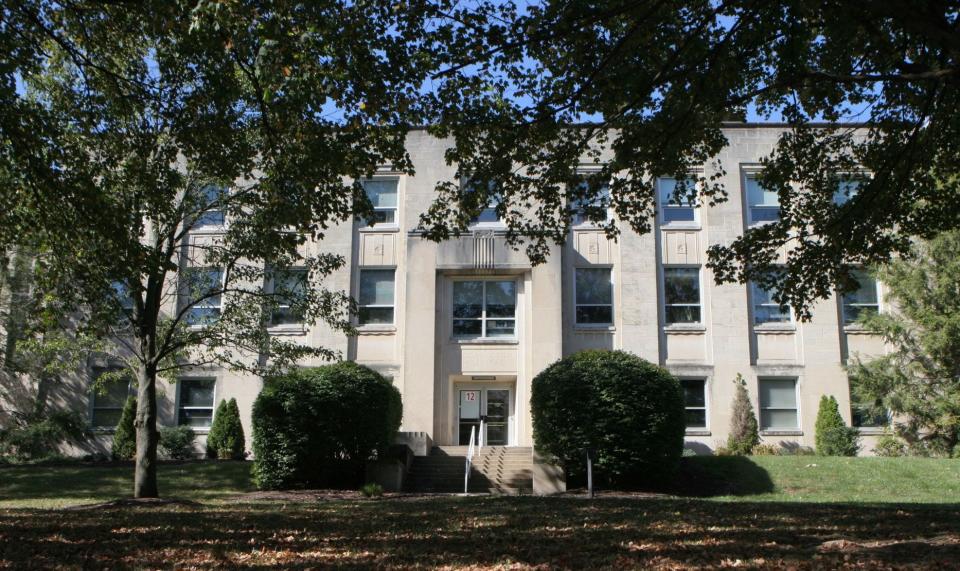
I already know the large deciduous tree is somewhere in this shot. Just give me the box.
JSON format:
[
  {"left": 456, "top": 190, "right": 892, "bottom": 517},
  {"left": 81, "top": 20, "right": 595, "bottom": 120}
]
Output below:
[
  {"left": 848, "top": 230, "right": 960, "bottom": 456},
  {"left": 1, "top": 1, "right": 433, "bottom": 497},
  {"left": 421, "top": 0, "right": 960, "bottom": 315}
]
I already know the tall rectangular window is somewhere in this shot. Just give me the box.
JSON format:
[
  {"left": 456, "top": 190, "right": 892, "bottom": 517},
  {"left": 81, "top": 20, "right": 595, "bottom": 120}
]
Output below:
[
  {"left": 842, "top": 269, "right": 879, "bottom": 325},
  {"left": 177, "top": 379, "right": 215, "bottom": 428},
  {"left": 850, "top": 389, "right": 889, "bottom": 428},
  {"left": 182, "top": 267, "right": 223, "bottom": 326},
  {"left": 657, "top": 177, "right": 697, "bottom": 225},
  {"left": 270, "top": 268, "right": 307, "bottom": 326},
  {"left": 195, "top": 185, "right": 226, "bottom": 228},
  {"left": 358, "top": 269, "right": 396, "bottom": 325},
  {"left": 745, "top": 175, "right": 780, "bottom": 225},
  {"left": 575, "top": 268, "right": 613, "bottom": 325},
  {"left": 681, "top": 379, "right": 707, "bottom": 429},
  {"left": 833, "top": 179, "right": 862, "bottom": 206},
  {"left": 751, "top": 281, "right": 792, "bottom": 325},
  {"left": 452, "top": 280, "right": 516, "bottom": 338},
  {"left": 90, "top": 369, "right": 133, "bottom": 428},
  {"left": 663, "top": 267, "right": 701, "bottom": 324},
  {"left": 759, "top": 378, "right": 798, "bottom": 430},
  {"left": 362, "top": 179, "right": 398, "bottom": 226},
  {"left": 465, "top": 179, "right": 502, "bottom": 225},
  {"left": 571, "top": 182, "right": 611, "bottom": 226}
]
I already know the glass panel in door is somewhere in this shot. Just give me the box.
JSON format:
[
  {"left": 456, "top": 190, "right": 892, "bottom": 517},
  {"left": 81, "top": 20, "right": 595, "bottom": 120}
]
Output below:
[
  {"left": 485, "top": 389, "right": 509, "bottom": 446},
  {"left": 458, "top": 390, "right": 481, "bottom": 445}
]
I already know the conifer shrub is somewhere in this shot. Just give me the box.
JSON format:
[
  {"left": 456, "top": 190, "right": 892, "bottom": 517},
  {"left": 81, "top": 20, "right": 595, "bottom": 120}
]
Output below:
[
  {"left": 727, "top": 375, "right": 760, "bottom": 455},
  {"left": 530, "top": 350, "right": 685, "bottom": 488},
  {"left": 252, "top": 362, "right": 402, "bottom": 490},
  {"left": 814, "top": 395, "right": 860, "bottom": 456},
  {"left": 111, "top": 396, "right": 137, "bottom": 460},
  {"left": 159, "top": 425, "right": 196, "bottom": 460},
  {"left": 207, "top": 398, "right": 245, "bottom": 459}
]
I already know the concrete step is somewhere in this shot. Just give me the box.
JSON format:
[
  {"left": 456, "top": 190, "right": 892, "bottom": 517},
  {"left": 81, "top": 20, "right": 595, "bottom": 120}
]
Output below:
[{"left": 406, "top": 446, "right": 534, "bottom": 493}]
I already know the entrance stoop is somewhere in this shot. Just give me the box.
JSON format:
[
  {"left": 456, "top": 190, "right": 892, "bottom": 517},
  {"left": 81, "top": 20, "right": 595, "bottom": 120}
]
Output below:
[{"left": 406, "top": 446, "right": 533, "bottom": 494}]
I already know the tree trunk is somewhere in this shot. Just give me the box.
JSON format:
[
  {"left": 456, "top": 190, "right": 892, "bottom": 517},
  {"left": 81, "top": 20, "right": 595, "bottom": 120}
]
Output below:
[{"left": 133, "top": 363, "right": 159, "bottom": 498}]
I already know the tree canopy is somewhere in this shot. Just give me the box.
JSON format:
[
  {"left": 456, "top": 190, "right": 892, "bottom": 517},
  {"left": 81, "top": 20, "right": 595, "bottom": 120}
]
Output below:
[{"left": 420, "top": 0, "right": 960, "bottom": 316}]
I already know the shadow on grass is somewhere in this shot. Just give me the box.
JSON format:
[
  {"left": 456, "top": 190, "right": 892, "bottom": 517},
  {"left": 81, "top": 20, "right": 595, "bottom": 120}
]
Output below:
[
  {"left": 1, "top": 496, "right": 959, "bottom": 568},
  {"left": 671, "top": 456, "right": 776, "bottom": 497}
]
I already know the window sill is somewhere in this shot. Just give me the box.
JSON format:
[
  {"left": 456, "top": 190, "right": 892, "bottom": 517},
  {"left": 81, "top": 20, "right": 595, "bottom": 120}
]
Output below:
[
  {"left": 452, "top": 338, "right": 518, "bottom": 345},
  {"left": 359, "top": 225, "right": 400, "bottom": 233},
  {"left": 753, "top": 324, "right": 796, "bottom": 334},
  {"left": 661, "top": 223, "right": 702, "bottom": 231},
  {"left": 571, "top": 223, "right": 612, "bottom": 231},
  {"left": 760, "top": 430, "right": 802, "bottom": 436},
  {"left": 843, "top": 325, "right": 875, "bottom": 335},
  {"left": 856, "top": 426, "right": 889, "bottom": 435},
  {"left": 268, "top": 326, "right": 307, "bottom": 336},
  {"left": 468, "top": 223, "right": 507, "bottom": 232},
  {"left": 357, "top": 325, "right": 397, "bottom": 335},
  {"left": 664, "top": 324, "right": 706, "bottom": 334},
  {"left": 685, "top": 429, "right": 711, "bottom": 436},
  {"left": 574, "top": 324, "right": 615, "bottom": 332}
]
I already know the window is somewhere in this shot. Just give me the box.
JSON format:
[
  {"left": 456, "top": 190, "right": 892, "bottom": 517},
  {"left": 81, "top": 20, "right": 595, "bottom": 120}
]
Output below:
[
  {"left": 575, "top": 268, "right": 613, "bottom": 325},
  {"left": 571, "top": 182, "right": 611, "bottom": 226},
  {"left": 833, "top": 179, "right": 862, "bottom": 206},
  {"left": 759, "top": 378, "right": 799, "bottom": 430},
  {"left": 842, "top": 269, "right": 879, "bottom": 325},
  {"left": 465, "top": 179, "right": 502, "bottom": 225},
  {"left": 681, "top": 379, "right": 707, "bottom": 429},
  {"left": 358, "top": 269, "right": 395, "bottom": 325},
  {"left": 663, "top": 267, "right": 701, "bottom": 324},
  {"left": 657, "top": 177, "right": 698, "bottom": 225},
  {"left": 182, "top": 267, "right": 224, "bottom": 325},
  {"left": 110, "top": 281, "right": 135, "bottom": 311},
  {"left": 90, "top": 369, "right": 133, "bottom": 428},
  {"left": 452, "top": 280, "right": 516, "bottom": 338},
  {"left": 195, "top": 185, "right": 226, "bottom": 228},
  {"left": 850, "top": 390, "right": 889, "bottom": 428},
  {"left": 745, "top": 175, "right": 779, "bottom": 225},
  {"left": 270, "top": 269, "right": 307, "bottom": 326},
  {"left": 751, "top": 281, "right": 792, "bottom": 325},
  {"left": 177, "top": 379, "right": 215, "bottom": 428},
  {"left": 362, "top": 179, "right": 398, "bottom": 226}
]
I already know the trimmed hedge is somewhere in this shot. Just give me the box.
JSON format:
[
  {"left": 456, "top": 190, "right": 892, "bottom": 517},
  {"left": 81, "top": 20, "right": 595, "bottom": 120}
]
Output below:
[
  {"left": 252, "top": 362, "right": 402, "bottom": 490},
  {"left": 159, "top": 425, "right": 196, "bottom": 460},
  {"left": 531, "top": 350, "right": 685, "bottom": 488},
  {"left": 207, "top": 398, "right": 245, "bottom": 459}
]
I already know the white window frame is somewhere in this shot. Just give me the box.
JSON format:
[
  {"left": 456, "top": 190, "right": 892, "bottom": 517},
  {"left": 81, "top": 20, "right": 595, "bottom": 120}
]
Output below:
[
  {"left": 750, "top": 279, "right": 794, "bottom": 327},
  {"left": 193, "top": 184, "right": 228, "bottom": 232},
  {"left": 175, "top": 378, "right": 217, "bottom": 430},
  {"left": 463, "top": 178, "right": 504, "bottom": 228},
  {"left": 841, "top": 269, "right": 880, "bottom": 326},
  {"left": 182, "top": 266, "right": 225, "bottom": 326},
  {"left": 657, "top": 176, "right": 700, "bottom": 228},
  {"left": 743, "top": 171, "right": 780, "bottom": 227},
  {"left": 89, "top": 368, "right": 133, "bottom": 429},
  {"left": 451, "top": 278, "right": 518, "bottom": 340},
  {"left": 360, "top": 177, "right": 400, "bottom": 228},
  {"left": 357, "top": 268, "right": 396, "bottom": 326},
  {"left": 662, "top": 266, "right": 703, "bottom": 325},
  {"left": 570, "top": 176, "right": 612, "bottom": 227},
  {"left": 758, "top": 377, "right": 800, "bottom": 431},
  {"left": 574, "top": 266, "right": 614, "bottom": 326},
  {"left": 268, "top": 267, "right": 307, "bottom": 328},
  {"left": 680, "top": 378, "right": 709, "bottom": 431}
]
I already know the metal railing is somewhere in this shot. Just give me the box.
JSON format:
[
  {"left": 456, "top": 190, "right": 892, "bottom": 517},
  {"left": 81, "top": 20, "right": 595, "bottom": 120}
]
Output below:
[{"left": 464, "top": 425, "right": 476, "bottom": 494}]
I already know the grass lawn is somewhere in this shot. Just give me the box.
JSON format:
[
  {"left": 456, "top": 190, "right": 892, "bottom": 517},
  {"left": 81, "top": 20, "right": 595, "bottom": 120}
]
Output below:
[{"left": 1, "top": 457, "right": 959, "bottom": 569}]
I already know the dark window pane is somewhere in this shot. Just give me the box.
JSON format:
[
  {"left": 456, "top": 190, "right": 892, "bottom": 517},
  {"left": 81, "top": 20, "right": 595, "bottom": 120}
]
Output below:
[
  {"left": 662, "top": 208, "right": 696, "bottom": 223},
  {"left": 665, "top": 305, "right": 700, "bottom": 324},
  {"left": 179, "top": 380, "right": 214, "bottom": 408},
  {"left": 576, "top": 268, "right": 612, "bottom": 305},
  {"left": 359, "top": 270, "right": 395, "bottom": 306},
  {"left": 91, "top": 409, "right": 123, "bottom": 428},
  {"left": 178, "top": 409, "right": 213, "bottom": 428},
  {"left": 453, "top": 281, "right": 484, "bottom": 318},
  {"left": 681, "top": 380, "right": 706, "bottom": 407},
  {"left": 576, "top": 305, "right": 613, "bottom": 324},
  {"left": 684, "top": 409, "right": 707, "bottom": 428},
  {"left": 187, "top": 306, "right": 221, "bottom": 326},
  {"left": 750, "top": 206, "right": 780, "bottom": 223},
  {"left": 453, "top": 319, "right": 482, "bottom": 337},
  {"left": 485, "top": 319, "right": 515, "bottom": 337},
  {"left": 359, "top": 307, "right": 394, "bottom": 325},
  {"left": 664, "top": 268, "right": 700, "bottom": 304},
  {"left": 485, "top": 281, "right": 516, "bottom": 318}
]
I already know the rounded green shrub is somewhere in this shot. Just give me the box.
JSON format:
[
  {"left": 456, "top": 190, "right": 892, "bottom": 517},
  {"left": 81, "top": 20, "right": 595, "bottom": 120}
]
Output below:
[
  {"left": 207, "top": 398, "right": 245, "bottom": 459},
  {"left": 252, "top": 362, "right": 402, "bottom": 490},
  {"left": 159, "top": 425, "right": 196, "bottom": 460},
  {"left": 814, "top": 395, "right": 860, "bottom": 456},
  {"left": 531, "top": 350, "right": 685, "bottom": 488},
  {"left": 111, "top": 396, "right": 137, "bottom": 460}
]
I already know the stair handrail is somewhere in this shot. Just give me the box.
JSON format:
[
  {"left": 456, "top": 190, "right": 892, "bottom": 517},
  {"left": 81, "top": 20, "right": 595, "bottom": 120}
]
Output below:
[
  {"left": 478, "top": 418, "right": 484, "bottom": 452},
  {"left": 464, "top": 425, "right": 476, "bottom": 494}
]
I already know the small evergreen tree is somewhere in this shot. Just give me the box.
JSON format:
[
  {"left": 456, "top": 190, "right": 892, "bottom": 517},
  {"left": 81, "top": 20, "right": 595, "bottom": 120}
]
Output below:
[
  {"left": 815, "top": 395, "right": 860, "bottom": 456},
  {"left": 111, "top": 396, "right": 137, "bottom": 460},
  {"left": 727, "top": 374, "right": 760, "bottom": 455},
  {"left": 206, "top": 398, "right": 245, "bottom": 459}
]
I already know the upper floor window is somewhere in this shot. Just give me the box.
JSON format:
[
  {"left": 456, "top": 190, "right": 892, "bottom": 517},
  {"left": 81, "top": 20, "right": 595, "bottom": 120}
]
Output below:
[
  {"left": 110, "top": 280, "right": 135, "bottom": 315},
  {"left": 751, "top": 280, "right": 792, "bottom": 325},
  {"left": 759, "top": 378, "right": 799, "bottom": 430},
  {"left": 195, "top": 185, "right": 226, "bottom": 229},
  {"left": 681, "top": 378, "right": 707, "bottom": 429},
  {"left": 842, "top": 269, "right": 879, "bottom": 325},
  {"left": 745, "top": 175, "right": 779, "bottom": 226},
  {"left": 657, "top": 177, "right": 698, "bottom": 226},
  {"left": 182, "top": 267, "right": 224, "bottom": 326},
  {"left": 269, "top": 268, "right": 307, "bottom": 326},
  {"left": 358, "top": 269, "right": 396, "bottom": 325},
  {"left": 90, "top": 368, "right": 133, "bottom": 428},
  {"left": 833, "top": 179, "right": 863, "bottom": 206},
  {"left": 663, "top": 267, "right": 701, "bottom": 324},
  {"left": 575, "top": 267, "right": 613, "bottom": 325},
  {"left": 571, "top": 182, "right": 611, "bottom": 226},
  {"left": 177, "top": 378, "right": 215, "bottom": 428},
  {"left": 362, "top": 179, "right": 398, "bottom": 227},
  {"left": 464, "top": 179, "right": 502, "bottom": 226},
  {"left": 453, "top": 279, "right": 516, "bottom": 339}
]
